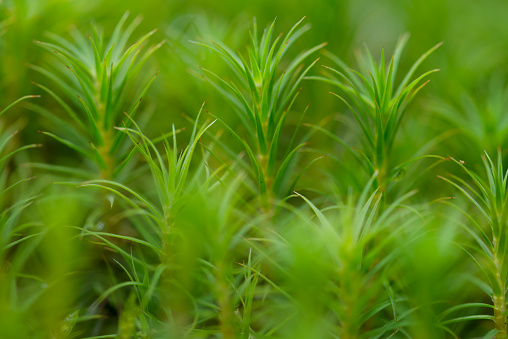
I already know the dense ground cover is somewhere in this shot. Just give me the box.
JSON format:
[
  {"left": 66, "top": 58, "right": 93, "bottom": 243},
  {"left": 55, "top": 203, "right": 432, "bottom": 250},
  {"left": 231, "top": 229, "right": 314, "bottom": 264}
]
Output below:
[{"left": 2, "top": 0, "right": 508, "bottom": 338}]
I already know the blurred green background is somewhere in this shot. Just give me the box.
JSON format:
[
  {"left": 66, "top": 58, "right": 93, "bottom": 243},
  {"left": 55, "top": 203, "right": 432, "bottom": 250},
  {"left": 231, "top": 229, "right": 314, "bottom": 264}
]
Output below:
[{"left": 2, "top": 0, "right": 508, "bottom": 338}]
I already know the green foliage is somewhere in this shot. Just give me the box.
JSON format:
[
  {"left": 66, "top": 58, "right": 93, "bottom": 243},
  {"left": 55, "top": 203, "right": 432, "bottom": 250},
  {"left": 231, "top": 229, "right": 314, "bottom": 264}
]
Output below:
[
  {"left": 0, "top": 98, "right": 44, "bottom": 338},
  {"left": 271, "top": 177, "right": 420, "bottom": 338},
  {"left": 31, "top": 13, "right": 163, "bottom": 180},
  {"left": 308, "top": 35, "right": 441, "bottom": 196},
  {"left": 441, "top": 151, "right": 508, "bottom": 337},
  {"left": 194, "top": 18, "right": 325, "bottom": 207},
  {"left": 2, "top": 3, "right": 508, "bottom": 338}
]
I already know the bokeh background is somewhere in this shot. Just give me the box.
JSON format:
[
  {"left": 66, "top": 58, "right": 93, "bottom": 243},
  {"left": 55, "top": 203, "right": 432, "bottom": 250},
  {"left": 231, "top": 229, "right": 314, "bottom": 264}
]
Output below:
[{"left": 2, "top": 0, "right": 508, "bottom": 338}]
